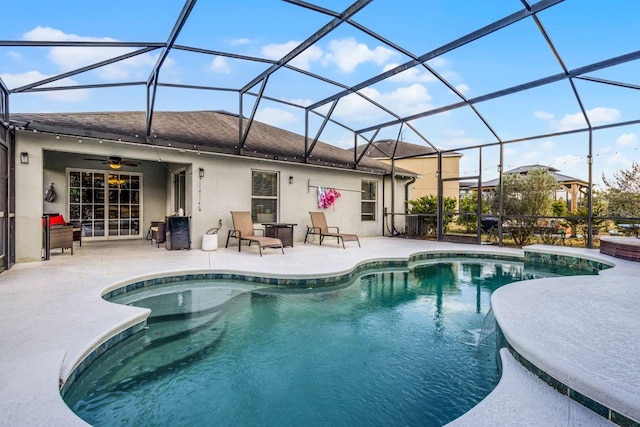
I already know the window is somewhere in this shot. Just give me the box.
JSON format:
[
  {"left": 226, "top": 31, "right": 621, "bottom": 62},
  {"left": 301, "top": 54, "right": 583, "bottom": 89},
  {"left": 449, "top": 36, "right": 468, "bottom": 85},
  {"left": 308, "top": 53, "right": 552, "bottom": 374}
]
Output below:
[
  {"left": 173, "top": 170, "right": 186, "bottom": 214},
  {"left": 361, "top": 180, "right": 377, "bottom": 221},
  {"left": 251, "top": 170, "right": 278, "bottom": 223}
]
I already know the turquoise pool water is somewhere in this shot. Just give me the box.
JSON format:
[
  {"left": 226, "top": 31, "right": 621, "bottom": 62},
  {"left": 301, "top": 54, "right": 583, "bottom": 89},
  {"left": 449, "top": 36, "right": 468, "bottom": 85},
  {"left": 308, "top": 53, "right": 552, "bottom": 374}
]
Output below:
[{"left": 64, "top": 260, "right": 595, "bottom": 426}]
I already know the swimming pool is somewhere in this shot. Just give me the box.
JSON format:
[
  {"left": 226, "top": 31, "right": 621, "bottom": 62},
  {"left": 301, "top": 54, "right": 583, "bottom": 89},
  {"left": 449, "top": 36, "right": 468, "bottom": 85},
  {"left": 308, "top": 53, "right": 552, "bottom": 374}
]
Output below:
[{"left": 64, "top": 259, "right": 596, "bottom": 426}]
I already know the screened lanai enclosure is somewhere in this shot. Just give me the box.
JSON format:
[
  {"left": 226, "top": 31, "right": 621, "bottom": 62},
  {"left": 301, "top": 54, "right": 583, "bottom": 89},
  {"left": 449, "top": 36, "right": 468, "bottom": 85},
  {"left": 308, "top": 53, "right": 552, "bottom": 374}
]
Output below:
[{"left": 2, "top": 0, "right": 640, "bottom": 269}]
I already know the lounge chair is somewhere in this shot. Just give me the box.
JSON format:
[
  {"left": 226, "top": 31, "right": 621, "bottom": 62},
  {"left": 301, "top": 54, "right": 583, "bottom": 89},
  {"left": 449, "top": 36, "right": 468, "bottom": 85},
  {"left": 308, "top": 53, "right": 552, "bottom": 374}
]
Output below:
[
  {"left": 225, "top": 211, "right": 284, "bottom": 256},
  {"left": 305, "top": 211, "right": 360, "bottom": 249}
]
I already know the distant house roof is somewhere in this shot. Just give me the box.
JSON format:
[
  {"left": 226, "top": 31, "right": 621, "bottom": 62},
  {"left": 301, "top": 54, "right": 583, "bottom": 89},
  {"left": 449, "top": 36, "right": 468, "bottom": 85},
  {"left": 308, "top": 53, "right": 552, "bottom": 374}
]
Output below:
[
  {"left": 351, "top": 139, "right": 462, "bottom": 160},
  {"left": 10, "top": 111, "right": 415, "bottom": 176},
  {"left": 467, "top": 164, "right": 588, "bottom": 190}
]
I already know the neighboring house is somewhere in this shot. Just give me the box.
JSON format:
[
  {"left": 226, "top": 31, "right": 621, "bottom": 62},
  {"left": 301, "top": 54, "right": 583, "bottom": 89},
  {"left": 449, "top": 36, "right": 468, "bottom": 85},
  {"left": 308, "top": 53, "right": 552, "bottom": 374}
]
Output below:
[
  {"left": 463, "top": 164, "right": 588, "bottom": 212},
  {"left": 11, "top": 111, "right": 415, "bottom": 263},
  {"left": 352, "top": 139, "right": 462, "bottom": 204}
]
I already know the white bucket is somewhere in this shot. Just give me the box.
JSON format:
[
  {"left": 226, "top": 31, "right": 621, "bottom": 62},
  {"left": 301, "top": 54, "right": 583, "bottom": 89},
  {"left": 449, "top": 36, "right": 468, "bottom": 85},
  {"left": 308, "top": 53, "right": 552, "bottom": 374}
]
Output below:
[{"left": 202, "top": 233, "right": 218, "bottom": 251}]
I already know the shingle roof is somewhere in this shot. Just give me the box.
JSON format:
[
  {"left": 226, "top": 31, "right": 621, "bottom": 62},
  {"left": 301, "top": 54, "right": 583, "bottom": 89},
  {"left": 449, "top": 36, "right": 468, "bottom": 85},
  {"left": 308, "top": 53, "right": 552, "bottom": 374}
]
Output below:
[
  {"left": 475, "top": 164, "right": 588, "bottom": 188},
  {"left": 10, "top": 111, "right": 415, "bottom": 176},
  {"left": 351, "top": 139, "right": 461, "bottom": 159}
]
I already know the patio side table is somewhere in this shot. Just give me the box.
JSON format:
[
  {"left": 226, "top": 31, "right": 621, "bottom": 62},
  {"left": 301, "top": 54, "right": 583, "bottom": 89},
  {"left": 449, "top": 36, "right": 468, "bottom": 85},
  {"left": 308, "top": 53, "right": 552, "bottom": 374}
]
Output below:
[{"left": 262, "top": 223, "right": 297, "bottom": 247}]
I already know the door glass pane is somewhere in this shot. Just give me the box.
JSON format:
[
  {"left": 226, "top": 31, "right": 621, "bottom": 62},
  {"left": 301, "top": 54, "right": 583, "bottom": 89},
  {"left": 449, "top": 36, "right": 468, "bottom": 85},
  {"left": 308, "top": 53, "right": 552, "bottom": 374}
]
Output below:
[
  {"left": 82, "top": 189, "right": 93, "bottom": 203},
  {"left": 82, "top": 172, "right": 92, "bottom": 187},
  {"left": 69, "top": 170, "right": 142, "bottom": 239},
  {"left": 69, "top": 172, "right": 80, "bottom": 187},
  {"left": 70, "top": 188, "right": 80, "bottom": 204},
  {"left": 109, "top": 220, "right": 119, "bottom": 236},
  {"left": 95, "top": 206, "right": 105, "bottom": 220}
]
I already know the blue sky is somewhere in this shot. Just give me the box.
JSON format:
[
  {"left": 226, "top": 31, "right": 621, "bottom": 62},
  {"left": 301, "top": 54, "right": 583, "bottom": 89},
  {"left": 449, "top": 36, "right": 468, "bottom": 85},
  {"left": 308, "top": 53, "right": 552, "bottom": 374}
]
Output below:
[{"left": 2, "top": 0, "right": 640, "bottom": 188}]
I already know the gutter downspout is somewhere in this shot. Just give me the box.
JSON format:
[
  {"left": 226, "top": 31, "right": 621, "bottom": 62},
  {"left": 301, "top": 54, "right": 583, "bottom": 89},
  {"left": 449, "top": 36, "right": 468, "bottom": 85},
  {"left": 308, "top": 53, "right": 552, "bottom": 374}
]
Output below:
[{"left": 404, "top": 176, "right": 416, "bottom": 212}]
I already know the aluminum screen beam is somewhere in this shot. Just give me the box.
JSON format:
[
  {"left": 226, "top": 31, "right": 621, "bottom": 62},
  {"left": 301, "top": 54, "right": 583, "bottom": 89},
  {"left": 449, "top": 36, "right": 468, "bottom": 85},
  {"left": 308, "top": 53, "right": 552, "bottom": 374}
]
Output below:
[
  {"left": 240, "top": 0, "right": 372, "bottom": 94},
  {"left": 11, "top": 47, "right": 158, "bottom": 93},
  {"left": 356, "top": 48, "right": 640, "bottom": 134},
  {"left": 307, "top": 0, "right": 563, "bottom": 111},
  {"left": 146, "top": 0, "right": 198, "bottom": 137}
]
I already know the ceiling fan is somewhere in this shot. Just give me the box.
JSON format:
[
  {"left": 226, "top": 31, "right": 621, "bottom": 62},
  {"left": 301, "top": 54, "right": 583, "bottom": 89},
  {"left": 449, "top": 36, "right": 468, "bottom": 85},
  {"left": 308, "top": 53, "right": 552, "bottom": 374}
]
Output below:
[{"left": 84, "top": 156, "right": 141, "bottom": 170}]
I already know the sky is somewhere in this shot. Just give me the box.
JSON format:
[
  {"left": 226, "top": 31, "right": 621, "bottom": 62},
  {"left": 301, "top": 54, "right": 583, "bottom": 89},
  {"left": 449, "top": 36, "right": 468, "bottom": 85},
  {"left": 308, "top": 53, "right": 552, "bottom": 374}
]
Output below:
[{"left": 2, "top": 0, "right": 640, "bottom": 188}]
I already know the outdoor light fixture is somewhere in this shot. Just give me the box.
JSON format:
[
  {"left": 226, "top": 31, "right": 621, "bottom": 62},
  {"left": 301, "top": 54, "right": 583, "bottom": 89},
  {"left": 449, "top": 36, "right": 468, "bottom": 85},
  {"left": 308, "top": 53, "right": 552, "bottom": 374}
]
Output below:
[
  {"left": 289, "top": 176, "right": 293, "bottom": 184},
  {"left": 199, "top": 168, "right": 205, "bottom": 178},
  {"left": 20, "top": 152, "right": 29, "bottom": 164}
]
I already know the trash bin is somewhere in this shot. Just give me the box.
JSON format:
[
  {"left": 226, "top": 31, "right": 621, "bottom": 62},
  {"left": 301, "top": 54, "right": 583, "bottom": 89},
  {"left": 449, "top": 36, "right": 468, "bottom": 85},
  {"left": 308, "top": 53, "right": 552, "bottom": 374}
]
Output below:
[
  {"left": 202, "top": 219, "right": 222, "bottom": 251},
  {"left": 202, "top": 233, "right": 218, "bottom": 251}
]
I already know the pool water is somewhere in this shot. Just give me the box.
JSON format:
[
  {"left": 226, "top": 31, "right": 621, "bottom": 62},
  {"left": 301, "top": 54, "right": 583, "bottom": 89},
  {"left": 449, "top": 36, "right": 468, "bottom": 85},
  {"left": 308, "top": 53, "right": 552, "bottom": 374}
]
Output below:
[{"left": 64, "top": 261, "right": 594, "bottom": 426}]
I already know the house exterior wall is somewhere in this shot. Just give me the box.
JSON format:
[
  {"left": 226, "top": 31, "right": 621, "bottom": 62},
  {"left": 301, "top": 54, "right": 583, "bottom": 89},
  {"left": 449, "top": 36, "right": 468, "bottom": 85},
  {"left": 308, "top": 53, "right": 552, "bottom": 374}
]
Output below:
[
  {"left": 377, "top": 154, "right": 461, "bottom": 202},
  {"left": 15, "top": 131, "right": 407, "bottom": 263}
]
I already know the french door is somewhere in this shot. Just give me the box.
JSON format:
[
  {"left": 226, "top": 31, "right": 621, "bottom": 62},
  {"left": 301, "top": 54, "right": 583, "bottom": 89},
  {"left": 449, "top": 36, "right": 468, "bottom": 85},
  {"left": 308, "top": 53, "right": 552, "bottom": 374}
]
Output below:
[{"left": 68, "top": 169, "right": 142, "bottom": 239}]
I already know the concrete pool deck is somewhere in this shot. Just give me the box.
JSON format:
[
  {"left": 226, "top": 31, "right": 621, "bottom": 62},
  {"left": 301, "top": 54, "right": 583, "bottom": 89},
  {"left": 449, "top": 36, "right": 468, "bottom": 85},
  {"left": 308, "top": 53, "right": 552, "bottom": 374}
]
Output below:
[{"left": 0, "top": 237, "right": 637, "bottom": 426}]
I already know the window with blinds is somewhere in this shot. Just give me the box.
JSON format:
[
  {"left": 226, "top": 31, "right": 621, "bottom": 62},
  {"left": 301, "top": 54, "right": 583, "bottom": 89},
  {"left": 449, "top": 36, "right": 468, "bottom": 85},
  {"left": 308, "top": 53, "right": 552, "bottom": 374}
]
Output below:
[
  {"left": 251, "top": 170, "right": 278, "bottom": 223},
  {"left": 361, "top": 180, "right": 377, "bottom": 221}
]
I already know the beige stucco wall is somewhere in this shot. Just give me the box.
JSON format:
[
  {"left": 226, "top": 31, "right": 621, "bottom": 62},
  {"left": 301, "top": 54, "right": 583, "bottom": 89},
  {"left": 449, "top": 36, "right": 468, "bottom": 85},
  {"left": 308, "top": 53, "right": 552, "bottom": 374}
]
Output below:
[
  {"left": 15, "top": 131, "right": 409, "bottom": 262},
  {"left": 378, "top": 154, "right": 461, "bottom": 202}
]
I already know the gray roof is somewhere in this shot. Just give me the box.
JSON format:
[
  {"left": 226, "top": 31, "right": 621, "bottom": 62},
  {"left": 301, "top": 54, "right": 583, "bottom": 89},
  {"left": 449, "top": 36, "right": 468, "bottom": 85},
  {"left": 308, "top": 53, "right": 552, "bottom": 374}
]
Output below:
[
  {"left": 472, "top": 164, "right": 588, "bottom": 189},
  {"left": 10, "top": 111, "right": 415, "bottom": 176},
  {"left": 352, "top": 139, "right": 461, "bottom": 160}
]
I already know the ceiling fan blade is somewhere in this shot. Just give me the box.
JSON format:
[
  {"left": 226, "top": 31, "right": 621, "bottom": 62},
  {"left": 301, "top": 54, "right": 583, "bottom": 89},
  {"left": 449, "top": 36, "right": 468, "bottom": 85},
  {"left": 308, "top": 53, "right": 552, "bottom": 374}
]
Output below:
[
  {"left": 84, "top": 158, "right": 106, "bottom": 162},
  {"left": 121, "top": 161, "right": 140, "bottom": 166}
]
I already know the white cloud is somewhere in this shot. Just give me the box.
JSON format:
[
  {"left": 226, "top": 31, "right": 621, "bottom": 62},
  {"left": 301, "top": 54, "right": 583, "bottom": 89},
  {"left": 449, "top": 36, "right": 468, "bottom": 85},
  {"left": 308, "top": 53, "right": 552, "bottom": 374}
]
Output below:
[
  {"left": 519, "top": 150, "right": 541, "bottom": 164},
  {"left": 255, "top": 107, "right": 298, "bottom": 126},
  {"left": 535, "top": 110, "right": 554, "bottom": 120},
  {"left": 283, "top": 98, "right": 313, "bottom": 107},
  {"left": 22, "top": 26, "right": 158, "bottom": 81},
  {"left": 455, "top": 83, "right": 469, "bottom": 94},
  {"left": 323, "top": 38, "right": 395, "bottom": 73},
  {"left": 503, "top": 147, "right": 517, "bottom": 158},
  {"left": 431, "top": 57, "right": 451, "bottom": 68},
  {"left": 261, "top": 41, "right": 323, "bottom": 71},
  {"left": 541, "top": 140, "right": 554, "bottom": 150},
  {"left": 598, "top": 146, "right": 612, "bottom": 155},
  {"left": 557, "top": 107, "right": 620, "bottom": 131},
  {"left": 210, "top": 56, "right": 231, "bottom": 74},
  {"left": 606, "top": 150, "right": 632, "bottom": 167},
  {"left": 6, "top": 51, "right": 22, "bottom": 60},
  {"left": 230, "top": 37, "right": 252, "bottom": 46},
  {"left": 586, "top": 107, "right": 620, "bottom": 124},
  {"left": 552, "top": 154, "right": 582, "bottom": 168},
  {"left": 616, "top": 132, "right": 637, "bottom": 147},
  {"left": 383, "top": 63, "right": 436, "bottom": 83},
  {"left": 0, "top": 70, "right": 89, "bottom": 101},
  {"left": 327, "top": 83, "right": 433, "bottom": 122}
]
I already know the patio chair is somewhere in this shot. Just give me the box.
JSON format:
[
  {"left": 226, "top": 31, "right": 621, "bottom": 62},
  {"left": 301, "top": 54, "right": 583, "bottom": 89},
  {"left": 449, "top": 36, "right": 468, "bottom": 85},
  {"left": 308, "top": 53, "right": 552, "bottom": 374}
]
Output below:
[
  {"left": 225, "top": 211, "right": 284, "bottom": 256},
  {"left": 42, "top": 214, "right": 74, "bottom": 255},
  {"left": 305, "top": 211, "right": 360, "bottom": 249},
  {"left": 149, "top": 221, "right": 166, "bottom": 248}
]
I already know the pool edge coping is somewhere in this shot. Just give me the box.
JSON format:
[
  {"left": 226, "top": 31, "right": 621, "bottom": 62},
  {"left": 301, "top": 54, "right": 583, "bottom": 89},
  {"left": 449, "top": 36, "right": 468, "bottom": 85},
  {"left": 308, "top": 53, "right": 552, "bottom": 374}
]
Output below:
[{"left": 62, "top": 246, "right": 626, "bottom": 424}]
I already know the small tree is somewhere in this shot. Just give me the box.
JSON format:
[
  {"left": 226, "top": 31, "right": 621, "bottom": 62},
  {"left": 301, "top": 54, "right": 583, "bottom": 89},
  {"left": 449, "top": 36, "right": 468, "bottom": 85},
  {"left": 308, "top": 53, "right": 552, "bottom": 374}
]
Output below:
[
  {"left": 566, "top": 191, "right": 608, "bottom": 241},
  {"left": 551, "top": 200, "right": 568, "bottom": 217},
  {"left": 457, "top": 193, "right": 490, "bottom": 233},
  {"left": 602, "top": 162, "right": 640, "bottom": 220},
  {"left": 492, "top": 168, "right": 558, "bottom": 246},
  {"left": 407, "top": 194, "right": 457, "bottom": 236}
]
